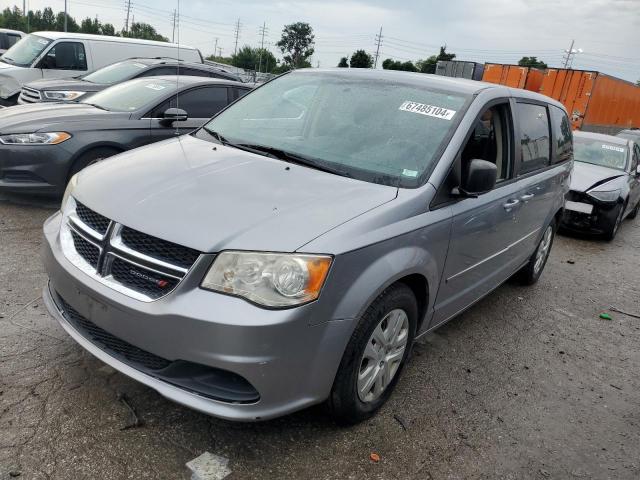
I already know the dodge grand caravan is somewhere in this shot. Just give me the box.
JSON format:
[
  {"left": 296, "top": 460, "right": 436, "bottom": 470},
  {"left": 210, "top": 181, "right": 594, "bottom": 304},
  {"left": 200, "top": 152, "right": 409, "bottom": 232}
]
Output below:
[{"left": 42, "top": 70, "right": 572, "bottom": 423}]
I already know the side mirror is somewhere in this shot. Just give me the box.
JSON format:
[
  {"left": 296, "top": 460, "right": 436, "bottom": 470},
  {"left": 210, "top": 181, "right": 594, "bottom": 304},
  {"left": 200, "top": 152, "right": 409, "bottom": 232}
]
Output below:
[
  {"left": 453, "top": 159, "right": 497, "bottom": 198},
  {"left": 161, "top": 108, "right": 188, "bottom": 124}
]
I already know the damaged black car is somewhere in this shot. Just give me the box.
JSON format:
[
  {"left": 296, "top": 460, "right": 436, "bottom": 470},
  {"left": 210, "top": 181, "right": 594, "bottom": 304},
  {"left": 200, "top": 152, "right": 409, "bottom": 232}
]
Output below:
[{"left": 562, "top": 131, "right": 640, "bottom": 240}]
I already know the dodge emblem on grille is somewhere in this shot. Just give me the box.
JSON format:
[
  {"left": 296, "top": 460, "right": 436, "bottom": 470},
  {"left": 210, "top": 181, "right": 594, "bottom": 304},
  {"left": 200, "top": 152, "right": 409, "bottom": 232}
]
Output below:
[{"left": 129, "top": 269, "right": 169, "bottom": 288}]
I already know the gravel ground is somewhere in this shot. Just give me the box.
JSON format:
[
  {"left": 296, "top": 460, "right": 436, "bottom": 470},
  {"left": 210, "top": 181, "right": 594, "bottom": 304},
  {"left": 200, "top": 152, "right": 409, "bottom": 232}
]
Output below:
[{"left": 1, "top": 193, "right": 639, "bottom": 480}]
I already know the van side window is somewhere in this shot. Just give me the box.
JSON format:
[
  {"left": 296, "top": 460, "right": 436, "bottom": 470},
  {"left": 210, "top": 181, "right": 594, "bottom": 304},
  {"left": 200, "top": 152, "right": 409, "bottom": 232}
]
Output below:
[
  {"left": 41, "top": 42, "right": 87, "bottom": 70},
  {"left": 517, "top": 103, "right": 551, "bottom": 174},
  {"left": 460, "top": 104, "right": 512, "bottom": 183},
  {"left": 549, "top": 106, "right": 573, "bottom": 164}
]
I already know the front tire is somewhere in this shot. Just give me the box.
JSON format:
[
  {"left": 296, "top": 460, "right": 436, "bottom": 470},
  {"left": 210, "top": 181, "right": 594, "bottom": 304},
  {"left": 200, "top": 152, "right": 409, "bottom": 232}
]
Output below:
[
  {"left": 517, "top": 219, "right": 555, "bottom": 285},
  {"left": 603, "top": 203, "right": 625, "bottom": 241},
  {"left": 328, "top": 283, "right": 417, "bottom": 425},
  {"left": 67, "top": 147, "right": 121, "bottom": 182}
]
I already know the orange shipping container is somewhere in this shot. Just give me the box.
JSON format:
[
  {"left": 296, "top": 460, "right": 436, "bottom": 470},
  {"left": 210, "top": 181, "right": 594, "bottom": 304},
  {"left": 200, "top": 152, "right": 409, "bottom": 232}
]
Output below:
[
  {"left": 482, "top": 63, "right": 530, "bottom": 88},
  {"left": 539, "top": 69, "right": 640, "bottom": 133}
]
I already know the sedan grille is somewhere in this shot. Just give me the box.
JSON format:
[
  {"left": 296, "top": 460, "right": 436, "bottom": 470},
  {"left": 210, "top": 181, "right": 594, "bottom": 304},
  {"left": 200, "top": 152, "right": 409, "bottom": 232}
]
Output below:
[
  {"left": 18, "top": 86, "right": 42, "bottom": 103},
  {"left": 61, "top": 199, "right": 201, "bottom": 301}
]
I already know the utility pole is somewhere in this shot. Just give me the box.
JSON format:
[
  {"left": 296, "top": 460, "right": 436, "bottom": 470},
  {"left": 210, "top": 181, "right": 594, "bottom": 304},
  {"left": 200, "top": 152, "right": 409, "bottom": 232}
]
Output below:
[
  {"left": 171, "top": 9, "right": 177, "bottom": 43},
  {"left": 562, "top": 39, "right": 574, "bottom": 68},
  {"left": 22, "top": 0, "right": 25, "bottom": 16},
  {"left": 373, "top": 26, "right": 383, "bottom": 69},
  {"left": 257, "top": 22, "right": 267, "bottom": 73},
  {"left": 213, "top": 37, "right": 218, "bottom": 59},
  {"left": 64, "top": 0, "right": 68, "bottom": 32},
  {"left": 233, "top": 18, "right": 241, "bottom": 72},
  {"left": 217, "top": 47, "right": 222, "bottom": 58},
  {"left": 124, "top": 0, "right": 132, "bottom": 34}
]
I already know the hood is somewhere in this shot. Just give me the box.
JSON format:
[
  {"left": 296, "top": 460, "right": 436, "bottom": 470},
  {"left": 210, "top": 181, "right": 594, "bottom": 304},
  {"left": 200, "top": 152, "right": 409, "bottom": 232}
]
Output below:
[
  {"left": 570, "top": 161, "right": 626, "bottom": 192},
  {"left": 0, "top": 61, "right": 36, "bottom": 98},
  {"left": 0, "top": 103, "right": 114, "bottom": 133},
  {"left": 73, "top": 135, "right": 398, "bottom": 253},
  {"left": 23, "top": 78, "right": 103, "bottom": 93}
]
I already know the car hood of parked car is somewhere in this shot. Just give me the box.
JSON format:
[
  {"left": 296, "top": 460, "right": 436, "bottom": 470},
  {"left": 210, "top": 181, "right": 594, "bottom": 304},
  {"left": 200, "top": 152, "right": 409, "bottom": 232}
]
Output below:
[
  {"left": 24, "top": 78, "right": 103, "bottom": 93},
  {"left": 570, "top": 161, "right": 626, "bottom": 192},
  {"left": 72, "top": 134, "right": 399, "bottom": 253},
  {"left": 0, "top": 102, "right": 122, "bottom": 133}
]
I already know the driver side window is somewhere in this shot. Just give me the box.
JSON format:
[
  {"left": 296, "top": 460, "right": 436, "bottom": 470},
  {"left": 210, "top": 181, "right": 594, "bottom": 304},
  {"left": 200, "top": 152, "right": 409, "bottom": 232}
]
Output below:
[
  {"left": 460, "top": 104, "right": 512, "bottom": 184},
  {"left": 40, "top": 42, "right": 87, "bottom": 70}
]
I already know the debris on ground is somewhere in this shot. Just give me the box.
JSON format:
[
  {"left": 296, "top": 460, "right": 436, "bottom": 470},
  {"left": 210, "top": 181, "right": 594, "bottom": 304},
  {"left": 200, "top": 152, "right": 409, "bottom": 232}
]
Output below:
[
  {"left": 8, "top": 471, "right": 21, "bottom": 477},
  {"left": 117, "top": 393, "right": 142, "bottom": 430},
  {"left": 370, "top": 452, "right": 381, "bottom": 463},
  {"left": 186, "top": 452, "right": 232, "bottom": 480},
  {"left": 599, "top": 313, "right": 613, "bottom": 321},
  {"left": 567, "top": 259, "right": 575, "bottom": 264},
  {"left": 609, "top": 306, "right": 640, "bottom": 319},
  {"left": 393, "top": 414, "right": 408, "bottom": 431}
]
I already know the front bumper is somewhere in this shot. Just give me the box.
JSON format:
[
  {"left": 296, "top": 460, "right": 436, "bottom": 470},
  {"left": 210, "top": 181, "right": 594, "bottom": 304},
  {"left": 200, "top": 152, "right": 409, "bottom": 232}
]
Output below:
[
  {"left": 560, "top": 192, "right": 620, "bottom": 234},
  {"left": 0, "top": 143, "right": 75, "bottom": 195},
  {"left": 42, "top": 213, "right": 354, "bottom": 421}
]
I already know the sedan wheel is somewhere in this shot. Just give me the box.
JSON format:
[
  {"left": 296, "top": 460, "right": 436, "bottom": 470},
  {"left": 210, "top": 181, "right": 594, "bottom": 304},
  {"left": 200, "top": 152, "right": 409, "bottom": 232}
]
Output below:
[
  {"left": 533, "top": 225, "right": 553, "bottom": 276},
  {"left": 357, "top": 309, "right": 409, "bottom": 403}
]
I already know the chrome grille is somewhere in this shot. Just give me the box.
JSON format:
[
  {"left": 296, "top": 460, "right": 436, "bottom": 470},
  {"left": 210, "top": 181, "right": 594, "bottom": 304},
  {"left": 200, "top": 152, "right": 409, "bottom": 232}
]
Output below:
[
  {"left": 19, "top": 86, "right": 42, "bottom": 103},
  {"left": 61, "top": 198, "right": 200, "bottom": 301}
]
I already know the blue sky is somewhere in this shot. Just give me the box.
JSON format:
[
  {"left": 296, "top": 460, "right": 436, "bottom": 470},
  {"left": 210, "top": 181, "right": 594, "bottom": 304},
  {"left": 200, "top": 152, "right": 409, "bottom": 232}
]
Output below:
[{"left": 11, "top": 0, "right": 640, "bottom": 82}]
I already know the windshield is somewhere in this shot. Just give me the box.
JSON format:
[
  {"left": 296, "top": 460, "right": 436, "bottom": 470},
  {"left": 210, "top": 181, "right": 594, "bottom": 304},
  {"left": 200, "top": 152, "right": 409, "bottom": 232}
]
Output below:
[
  {"left": 200, "top": 71, "right": 470, "bottom": 187},
  {"left": 83, "top": 60, "right": 148, "bottom": 84},
  {"left": 1, "top": 34, "right": 51, "bottom": 67},
  {"left": 574, "top": 136, "right": 628, "bottom": 171},
  {"left": 80, "top": 78, "right": 175, "bottom": 112}
]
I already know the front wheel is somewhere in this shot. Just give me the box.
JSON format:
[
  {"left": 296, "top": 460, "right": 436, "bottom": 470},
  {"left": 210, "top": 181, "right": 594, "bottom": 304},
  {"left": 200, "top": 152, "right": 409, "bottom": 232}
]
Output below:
[
  {"left": 327, "top": 283, "right": 417, "bottom": 425},
  {"left": 517, "top": 219, "right": 555, "bottom": 285}
]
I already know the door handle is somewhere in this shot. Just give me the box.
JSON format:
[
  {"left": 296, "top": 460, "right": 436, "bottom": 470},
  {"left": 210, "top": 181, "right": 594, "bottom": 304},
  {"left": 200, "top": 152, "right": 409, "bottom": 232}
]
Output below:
[
  {"left": 520, "top": 193, "right": 535, "bottom": 202},
  {"left": 503, "top": 199, "right": 520, "bottom": 210}
]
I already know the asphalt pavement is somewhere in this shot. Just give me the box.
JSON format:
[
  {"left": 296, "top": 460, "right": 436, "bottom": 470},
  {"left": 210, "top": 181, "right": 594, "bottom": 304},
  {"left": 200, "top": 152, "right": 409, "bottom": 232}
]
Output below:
[{"left": 1, "top": 193, "right": 639, "bottom": 479}]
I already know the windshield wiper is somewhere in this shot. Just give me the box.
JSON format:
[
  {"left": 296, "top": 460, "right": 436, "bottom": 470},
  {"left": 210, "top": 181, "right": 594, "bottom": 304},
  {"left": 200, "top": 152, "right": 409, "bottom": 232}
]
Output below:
[{"left": 235, "top": 143, "right": 352, "bottom": 177}]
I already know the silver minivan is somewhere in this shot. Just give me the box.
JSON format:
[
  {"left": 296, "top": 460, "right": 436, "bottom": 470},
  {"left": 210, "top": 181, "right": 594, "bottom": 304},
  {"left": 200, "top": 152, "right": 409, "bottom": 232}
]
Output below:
[{"left": 42, "top": 69, "right": 572, "bottom": 423}]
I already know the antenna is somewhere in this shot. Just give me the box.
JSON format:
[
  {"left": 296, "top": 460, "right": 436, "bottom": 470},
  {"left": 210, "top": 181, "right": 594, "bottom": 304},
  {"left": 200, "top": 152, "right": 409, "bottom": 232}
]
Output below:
[{"left": 175, "top": 0, "right": 180, "bottom": 136}]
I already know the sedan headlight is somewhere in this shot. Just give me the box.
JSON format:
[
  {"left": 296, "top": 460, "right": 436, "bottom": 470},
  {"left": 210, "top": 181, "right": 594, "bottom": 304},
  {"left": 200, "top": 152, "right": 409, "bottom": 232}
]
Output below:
[
  {"left": 201, "top": 251, "right": 332, "bottom": 308},
  {"left": 587, "top": 189, "right": 621, "bottom": 203},
  {"left": 43, "top": 90, "right": 86, "bottom": 101},
  {"left": 0, "top": 132, "right": 71, "bottom": 145}
]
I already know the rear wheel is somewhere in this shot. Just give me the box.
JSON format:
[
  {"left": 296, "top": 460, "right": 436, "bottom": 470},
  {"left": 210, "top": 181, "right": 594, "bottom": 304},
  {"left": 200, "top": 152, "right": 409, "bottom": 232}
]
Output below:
[
  {"left": 67, "top": 147, "right": 121, "bottom": 182},
  {"left": 603, "top": 203, "right": 625, "bottom": 241},
  {"left": 327, "top": 283, "right": 417, "bottom": 425},
  {"left": 517, "top": 219, "right": 555, "bottom": 285}
]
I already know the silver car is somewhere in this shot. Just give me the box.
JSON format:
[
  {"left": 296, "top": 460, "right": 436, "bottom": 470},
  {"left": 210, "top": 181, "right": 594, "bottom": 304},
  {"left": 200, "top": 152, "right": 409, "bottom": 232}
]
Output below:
[{"left": 42, "top": 69, "right": 571, "bottom": 423}]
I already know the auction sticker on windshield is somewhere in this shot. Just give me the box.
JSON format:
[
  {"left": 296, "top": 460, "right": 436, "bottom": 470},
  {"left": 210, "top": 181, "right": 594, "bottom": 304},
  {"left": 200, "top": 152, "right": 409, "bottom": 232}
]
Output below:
[
  {"left": 602, "top": 144, "right": 625, "bottom": 153},
  {"left": 399, "top": 101, "right": 456, "bottom": 120}
]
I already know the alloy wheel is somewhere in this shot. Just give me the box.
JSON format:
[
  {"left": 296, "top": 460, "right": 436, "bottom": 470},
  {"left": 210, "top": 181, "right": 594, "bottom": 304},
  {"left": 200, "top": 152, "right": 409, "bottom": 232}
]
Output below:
[
  {"left": 533, "top": 225, "right": 553, "bottom": 275},
  {"left": 357, "top": 309, "right": 409, "bottom": 403}
]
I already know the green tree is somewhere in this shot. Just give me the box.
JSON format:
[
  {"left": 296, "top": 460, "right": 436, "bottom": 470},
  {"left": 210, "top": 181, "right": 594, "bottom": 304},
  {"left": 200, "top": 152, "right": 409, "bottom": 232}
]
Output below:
[
  {"left": 80, "top": 17, "right": 101, "bottom": 34},
  {"left": 101, "top": 23, "right": 117, "bottom": 36},
  {"left": 518, "top": 56, "right": 548, "bottom": 69},
  {"left": 337, "top": 56, "right": 348, "bottom": 68},
  {"left": 382, "top": 58, "right": 417, "bottom": 71},
  {"left": 437, "top": 46, "right": 455, "bottom": 62},
  {"left": 122, "top": 22, "right": 168, "bottom": 42},
  {"left": 276, "top": 22, "right": 315, "bottom": 69},
  {"left": 637, "top": 79, "right": 640, "bottom": 87},
  {"left": 55, "top": 11, "right": 79, "bottom": 32},
  {"left": 349, "top": 49, "right": 373, "bottom": 68},
  {"left": 416, "top": 55, "right": 437, "bottom": 73},
  {"left": 230, "top": 45, "right": 278, "bottom": 72}
]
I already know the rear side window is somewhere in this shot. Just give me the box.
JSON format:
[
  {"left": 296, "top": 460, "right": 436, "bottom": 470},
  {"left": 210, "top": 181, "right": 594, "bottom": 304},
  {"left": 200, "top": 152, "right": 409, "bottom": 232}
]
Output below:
[
  {"left": 549, "top": 106, "right": 573, "bottom": 164},
  {"left": 7, "top": 34, "right": 21, "bottom": 48},
  {"left": 41, "top": 42, "right": 87, "bottom": 70},
  {"left": 517, "top": 102, "right": 551, "bottom": 174},
  {"left": 231, "top": 87, "right": 250, "bottom": 101},
  {"left": 139, "top": 66, "right": 178, "bottom": 77},
  {"left": 151, "top": 86, "right": 229, "bottom": 118}
]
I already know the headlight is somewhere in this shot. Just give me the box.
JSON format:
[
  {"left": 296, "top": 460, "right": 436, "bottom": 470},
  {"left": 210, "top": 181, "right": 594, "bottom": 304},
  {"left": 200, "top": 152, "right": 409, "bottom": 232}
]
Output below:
[
  {"left": 0, "top": 132, "right": 71, "bottom": 145},
  {"left": 201, "top": 251, "right": 332, "bottom": 307},
  {"left": 587, "top": 189, "right": 621, "bottom": 203},
  {"left": 61, "top": 173, "right": 78, "bottom": 213},
  {"left": 43, "top": 90, "right": 86, "bottom": 101}
]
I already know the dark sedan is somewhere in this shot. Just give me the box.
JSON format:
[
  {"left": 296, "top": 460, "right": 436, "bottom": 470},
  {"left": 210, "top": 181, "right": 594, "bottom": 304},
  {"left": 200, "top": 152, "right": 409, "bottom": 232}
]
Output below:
[
  {"left": 562, "top": 131, "right": 640, "bottom": 240},
  {"left": 18, "top": 57, "right": 243, "bottom": 104},
  {"left": 0, "top": 75, "right": 251, "bottom": 195}
]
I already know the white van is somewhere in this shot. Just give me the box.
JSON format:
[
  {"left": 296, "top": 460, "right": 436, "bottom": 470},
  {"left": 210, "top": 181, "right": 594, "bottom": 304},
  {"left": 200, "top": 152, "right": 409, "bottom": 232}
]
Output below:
[
  {"left": 0, "top": 28, "right": 25, "bottom": 55},
  {"left": 0, "top": 31, "right": 202, "bottom": 105}
]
